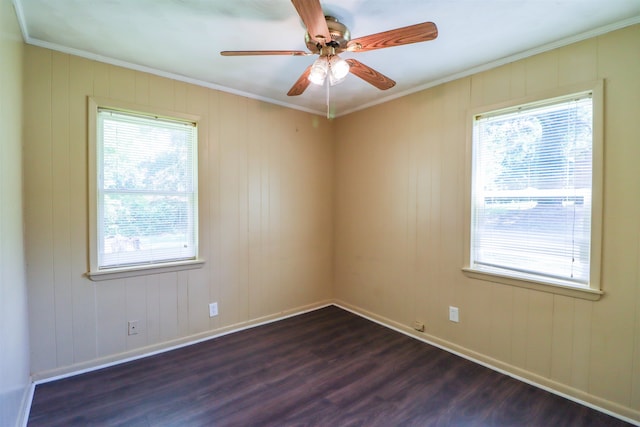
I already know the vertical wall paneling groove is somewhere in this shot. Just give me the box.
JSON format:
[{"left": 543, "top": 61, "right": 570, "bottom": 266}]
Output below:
[
  {"left": 571, "top": 298, "right": 593, "bottom": 391},
  {"left": 146, "top": 277, "right": 160, "bottom": 346},
  {"left": 69, "top": 56, "right": 97, "bottom": 364},
  {"left": 428, "top": 89, "right": 445, "bottom": 335},
  {"left": 404, "top": 98, "right": 419, "bottom": 329},
  {"left": 435, "top": 80, "right": 453, "bottom": 334},
  {"left": 412, "top": 92, "right": 435, "bottom": 332},
  {"left": 92, "top": 62, "right": 109, "bottom": 98},
  {"left": 550, "top": 295, "right": 575, "bottom": 386},
  {"left": 488, "top": 284, "right": 513, "bottom": 363},
  {"left": 51, "top": 51, "right": 74, "bottom": 367},
  {"left": 148, "top": 75, "right": 174, "bottom": 110},
  {"left": 266, "top": 108, "right": 279, "bottom": 312},
  {"left": 247, "top": 100, "right": 264, "bottom": 319},
  {"left": 334, "top": 25, "right": 640, "bottom": 422},
  {"left": 238, "top": 97, "right": 250, "bottom": 324},
  {"left": 259, "top": 102, "right": 273, "bottom": 317},
  {"left": 524, "top": 292, "right": 554, "bottom": 378},
  {"left": 134, "top": 72, "right": 149, "bottom": 106},
  {"left": 176, "top": 270, "right": 190, "bottom": 337},
  {"left": 510, "top": 287, "right": 530, "bottom": 368},
  {"left": 207, "top": 88, "right": 221, "bottom": 330},
  {"left": 174, "top": 81, "right": 188, "bottom": 112},
  {"left": 264, "top": 109, "right": 279, "bottom": 314},
  {"left": 108, "top": 65, "right": 135, "bottom": 103}
]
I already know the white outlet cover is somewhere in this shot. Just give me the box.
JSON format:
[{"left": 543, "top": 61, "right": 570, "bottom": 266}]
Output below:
[
  {"left": 209, "top": 302, "right": 218, "bottom": 317},
  {"left": 127, "top": 320, "right": 139, "bottom": 335},
  {"left": 449, "top": 306, "right": 459, "bottom": 323}
]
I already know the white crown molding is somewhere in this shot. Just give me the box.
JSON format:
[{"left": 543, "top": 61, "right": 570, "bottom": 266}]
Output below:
[
  {"left": 11, "top": 0, "right": 640, "bottom": 118},
  {"left": 341, "top": 15, "right": 640, "bottom": 116},
  {"left": 25, "top": 37, "right": 326, "bottom": 116},
  {"left": 11, "top": 0, "right": 28, "bottom": 41},
  {"left": 339, "top": 14, "right": 640, "bottom": 116},
  {"left": 11, "top": 0, "right": 326, "bottom": 116}
]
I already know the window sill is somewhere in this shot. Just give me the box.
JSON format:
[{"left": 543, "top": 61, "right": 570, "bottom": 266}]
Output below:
[
  {"left": 87, "top": 259, "right": 205, "bottom": 281},
  {"left": 461, "top": 268, "right": 603, "bottom": 301}
]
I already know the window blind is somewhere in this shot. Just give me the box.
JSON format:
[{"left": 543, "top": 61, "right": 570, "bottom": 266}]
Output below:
[
  {"left": 96, "top": 109, "right": 198, "bottom": 269},
  {"left": 471, "top": 94, "right": 593, "bottom": 287}
]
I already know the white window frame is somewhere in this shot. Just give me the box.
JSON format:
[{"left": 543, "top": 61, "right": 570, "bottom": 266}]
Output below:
[
  {"left": 462, "top": 81, "right": 604, "bottom": 300},
  {"left": 87, "top": 97, "right": 204, "bottom": 281}
]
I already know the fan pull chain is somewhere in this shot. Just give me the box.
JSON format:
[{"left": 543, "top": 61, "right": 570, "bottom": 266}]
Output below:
[{"left": 326, "top": 77, "right": 330, "bottom": 119}]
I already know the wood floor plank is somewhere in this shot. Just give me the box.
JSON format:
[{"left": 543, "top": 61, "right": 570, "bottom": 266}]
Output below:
[{"left": 28, "top": 306, "right": 631, "bottom": 426}]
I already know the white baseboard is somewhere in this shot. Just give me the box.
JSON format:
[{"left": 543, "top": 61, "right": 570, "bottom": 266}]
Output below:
[
  {"left": 26, "top": 299, "right": 640, "bottom": 426},
  {"left": 334, "top": 300, "right": 640, "bottom": 426},
  {"left": 33, "top": 300, "right": 333, "bottom": 384},
  {"left": 18, "top": 381, "right": 34, "bottom": 427}
]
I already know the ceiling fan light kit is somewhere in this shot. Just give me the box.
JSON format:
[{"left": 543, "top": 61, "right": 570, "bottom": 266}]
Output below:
[
  {"left": 308, "top": 57, "right": 329, "bottom": 85},
  {"left": 308, "top": 46, "right": 350, "bottom": 87},
  {"left": 220, "top": 0, "right": 438, "bottom": 112},
  {"left": 327, "top": 55, "right": 350, "bottom": 85}
]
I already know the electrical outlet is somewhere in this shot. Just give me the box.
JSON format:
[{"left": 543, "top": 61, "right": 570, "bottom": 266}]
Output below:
[
  {"left": 127, "top": 320, "right": 139, "bottom": 335},
  {"left": 412, "top": 320, "right": 425, "bottom": 332},
  {"left": 449, "top": 306, "right": 459, "bottom": 323},
  {"left": 209, "top": 302, "right": 218, "bottom": 317}
]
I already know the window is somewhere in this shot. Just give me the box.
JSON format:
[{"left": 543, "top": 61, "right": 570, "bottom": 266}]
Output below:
[
  {"left": 88, "top": 98, "right": 202, "bottom": 280},
  {"left": 465, "top": 83, "right": 603, "bottom": 298}
]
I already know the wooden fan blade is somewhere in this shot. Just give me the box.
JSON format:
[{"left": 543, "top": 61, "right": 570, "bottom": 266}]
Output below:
[
  {"left": 287, "top": 65, "right": 312, "bottom": 96},
  {"left": 347, "top": 22, "right": 438, "bottom": 52},
  {"left": 291, "top": 0, "right": 331, "bottom": 45},
  {"left": 346, "top": 59, "right": 396, "bottom": 90},
  {"left": 221, "top": 50, "right": 310, "bottom": 56}
]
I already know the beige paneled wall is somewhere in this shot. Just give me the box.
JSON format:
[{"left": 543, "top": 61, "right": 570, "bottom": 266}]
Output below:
[
  {"left": 0, "top": 0, "right": 29, "bottom": 425},
  {"left": 20, "top": 19, "right": 640, "bottom": 424},
  {"left": 23, "top": 46, "right": 334, "bottom": 378},
  {"left": 334, "top": 25, "right": 640, "bottom": 421}
]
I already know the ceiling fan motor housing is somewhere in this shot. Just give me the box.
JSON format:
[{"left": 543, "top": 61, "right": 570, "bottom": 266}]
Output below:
[{"left": 306, "top": 16, "right": 351, "bottom": 53}]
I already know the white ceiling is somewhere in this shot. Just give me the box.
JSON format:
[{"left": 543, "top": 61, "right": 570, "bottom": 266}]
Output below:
[{"left": 14, "top": 0, "right": 640, "bottom": 117}]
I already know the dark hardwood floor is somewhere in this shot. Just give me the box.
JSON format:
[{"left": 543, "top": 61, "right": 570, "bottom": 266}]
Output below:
[{"left": 29, "top": 306, "right": 632, "bottom": 426}]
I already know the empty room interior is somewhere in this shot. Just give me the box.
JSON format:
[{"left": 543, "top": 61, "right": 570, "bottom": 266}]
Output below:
[{"left": 2, "top": 0, "right": 640, "bottom": 425}]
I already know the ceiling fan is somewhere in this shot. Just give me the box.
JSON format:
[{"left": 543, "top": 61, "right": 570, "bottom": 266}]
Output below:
[{"left": 220, "top": 0, "right": 438, "bottom": 97}]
